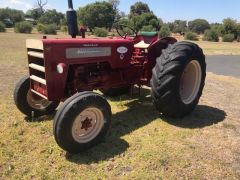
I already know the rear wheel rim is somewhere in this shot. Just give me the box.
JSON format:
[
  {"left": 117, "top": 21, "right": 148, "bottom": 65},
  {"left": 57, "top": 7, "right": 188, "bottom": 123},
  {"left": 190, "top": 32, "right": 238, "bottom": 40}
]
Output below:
[
  {"left": 179, "top": 60, "right": 202, "bottom": 105},
  {"left": 27, "top": 91, "right": 51, "bottom": 110},
  {"left": 72, "top": 107, "right": 105, "bottom": 143}
]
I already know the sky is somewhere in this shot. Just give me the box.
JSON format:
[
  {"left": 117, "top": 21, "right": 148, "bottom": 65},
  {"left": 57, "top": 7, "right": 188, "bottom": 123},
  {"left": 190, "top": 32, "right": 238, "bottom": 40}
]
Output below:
[{"left": 0, "top": 0, "right": 239, "bottom": 23}]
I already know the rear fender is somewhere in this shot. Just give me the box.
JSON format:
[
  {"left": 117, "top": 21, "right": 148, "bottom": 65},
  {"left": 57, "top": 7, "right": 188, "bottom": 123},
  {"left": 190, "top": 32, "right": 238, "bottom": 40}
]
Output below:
[
  {"left": 145, "top": 37, "right": 177, "bottom": 82},
  {"left": 148, "top": 37, "right": 177, "bottom": 62}
]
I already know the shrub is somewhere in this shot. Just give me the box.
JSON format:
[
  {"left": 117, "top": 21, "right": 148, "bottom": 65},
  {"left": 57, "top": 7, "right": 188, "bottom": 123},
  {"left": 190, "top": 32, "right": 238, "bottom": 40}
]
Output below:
[
  {"left": 36, "top": 23, "right": 45, "bottom": 33},
  {"left": 222, "top": 34, "right": 235, "bottom": 42},
  {"left": 159, "top": 25, "right": 171, "bottom": 38},
  {"left": 94, "top": 27, "right": 108, "bottom": 37},
  {"left": 14, "top": 21, "right": 33, "bottom": 33},
  {"left": 203, "top": 29, "right": 219, "bottom": 42},
  {"left": 42, "top": 24, "right": 57, "bottom": 35},
  {"left": 184, "top": 32, "right": 198, "bottom": 41},
  {"left": 87, "top": 32, "right": 93, "bottom": 36},
  {"left": 0, "top": 21, "right": 6, "bottom": 32},
  {"left": 237, "top": 36, "right": 240, "bottom": 42},
  {"left": 141, "top": 25, "right": 155, "bottom": 32},
  {"left": 61, "top": 26, "right": 68, "bottom": 33}
]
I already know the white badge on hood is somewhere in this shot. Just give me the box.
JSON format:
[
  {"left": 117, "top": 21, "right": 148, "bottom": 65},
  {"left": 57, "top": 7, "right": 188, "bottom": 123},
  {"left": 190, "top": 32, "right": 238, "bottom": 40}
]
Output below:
[{"left": 117, "top": 46, "right": 128, "bottom": 54}]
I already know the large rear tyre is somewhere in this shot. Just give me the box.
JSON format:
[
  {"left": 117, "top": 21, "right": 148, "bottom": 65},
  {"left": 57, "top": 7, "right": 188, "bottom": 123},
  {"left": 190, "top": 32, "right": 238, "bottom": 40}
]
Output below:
[
  {"left": 53, "top": 91, "right": 112, "bottom": 154},
  {"left": 151, "top": 41, "right": 206, "bottom": 118},
  {"left": 14, "top": 75, "right": 60, "bottom": 118}
]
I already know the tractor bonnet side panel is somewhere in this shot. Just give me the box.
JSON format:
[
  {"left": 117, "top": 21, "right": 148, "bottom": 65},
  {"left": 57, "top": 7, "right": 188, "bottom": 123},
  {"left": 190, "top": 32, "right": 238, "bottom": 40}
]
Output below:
[
  {"left": 42, "top": 38, "right": 134, "bottom": 100},
  {"left": 44, "top": 38, "right": 134, "bottom": 68}
]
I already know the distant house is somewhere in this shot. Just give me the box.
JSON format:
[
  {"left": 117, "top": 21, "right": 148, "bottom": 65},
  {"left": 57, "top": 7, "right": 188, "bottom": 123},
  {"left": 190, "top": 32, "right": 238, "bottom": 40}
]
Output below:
[{"left": 25, "top": 18, "right": 36, "bottom": 25}]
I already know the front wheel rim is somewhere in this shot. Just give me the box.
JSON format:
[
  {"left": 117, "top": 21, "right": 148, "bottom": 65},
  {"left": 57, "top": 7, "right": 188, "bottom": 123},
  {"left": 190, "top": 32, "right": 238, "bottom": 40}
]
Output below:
[
  {"left": 179, "top": 60, "right": 202, "bottom": 105},
  {"left": 27, "top": 91, "right": 51, "bottom": 110},
  {"left": 72, "top": 107, "right": 105, "bottom": 143}
]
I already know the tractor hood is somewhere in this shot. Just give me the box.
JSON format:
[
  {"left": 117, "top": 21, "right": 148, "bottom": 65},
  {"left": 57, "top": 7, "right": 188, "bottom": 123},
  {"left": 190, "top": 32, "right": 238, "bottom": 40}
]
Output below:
[{"left": 26, "top": 38, "right": 134, "bottom": 100}]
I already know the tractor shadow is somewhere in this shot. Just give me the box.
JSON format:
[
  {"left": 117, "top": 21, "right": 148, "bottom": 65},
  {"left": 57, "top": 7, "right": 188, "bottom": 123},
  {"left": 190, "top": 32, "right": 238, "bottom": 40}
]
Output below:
[
  {"left": 160, "top": 105, "right": 226, "bottom": 129},
  {"left": 65, "top": 87, "right": 226, "bottom": 164},
  {"left": 24, "top": 110, "right": 57, "bottom": 122}
]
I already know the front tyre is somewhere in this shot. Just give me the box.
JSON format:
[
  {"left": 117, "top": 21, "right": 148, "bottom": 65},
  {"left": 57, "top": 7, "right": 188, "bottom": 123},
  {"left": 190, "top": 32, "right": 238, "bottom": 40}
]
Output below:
[
  {"left": 14, "top": 75, "right": 60, "bottom": 118},
  {"left": 151, "top": 41, "right": 206, "bottom": 118},
  {"left": 53, "top": 92, "right": 112, "bottom": 154}
]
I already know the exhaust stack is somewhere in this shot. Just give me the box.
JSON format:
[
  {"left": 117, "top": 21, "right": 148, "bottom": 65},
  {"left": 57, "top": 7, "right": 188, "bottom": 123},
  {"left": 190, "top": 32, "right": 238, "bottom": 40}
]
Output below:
[{"left": 67, "top": 0, "right": 79, "bottom": 38}]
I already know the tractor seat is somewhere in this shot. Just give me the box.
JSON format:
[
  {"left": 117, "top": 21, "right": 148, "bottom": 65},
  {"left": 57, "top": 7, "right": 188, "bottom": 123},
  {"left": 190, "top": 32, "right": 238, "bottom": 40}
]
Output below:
[
  {"left": 134, "top": 31, "right": 158, "bottom": 49},
  {"left": 139, "top": 31, "right": 158, "bottom": 37},
  {"left": 134, "top": 41, "right": 150, "bottom": 49}
]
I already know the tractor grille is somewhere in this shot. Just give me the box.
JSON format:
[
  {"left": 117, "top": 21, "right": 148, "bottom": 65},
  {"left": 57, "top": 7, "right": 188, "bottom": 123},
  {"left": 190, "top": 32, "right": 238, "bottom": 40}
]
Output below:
[{"left": 27, "top": 49, "right": 48, "bottom": 99}]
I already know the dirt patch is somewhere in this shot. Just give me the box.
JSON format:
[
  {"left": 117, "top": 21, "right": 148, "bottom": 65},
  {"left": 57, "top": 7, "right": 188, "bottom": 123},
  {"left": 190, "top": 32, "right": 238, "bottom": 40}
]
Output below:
[{"left": 0, "top": 64, "right": 27, "bottom": 97}]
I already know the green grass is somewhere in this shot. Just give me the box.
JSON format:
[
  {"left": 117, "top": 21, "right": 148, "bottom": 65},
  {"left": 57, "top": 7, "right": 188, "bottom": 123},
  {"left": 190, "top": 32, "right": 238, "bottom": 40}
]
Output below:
[{"left": 0, "top": 32, "right": 240, "bottom": 179}]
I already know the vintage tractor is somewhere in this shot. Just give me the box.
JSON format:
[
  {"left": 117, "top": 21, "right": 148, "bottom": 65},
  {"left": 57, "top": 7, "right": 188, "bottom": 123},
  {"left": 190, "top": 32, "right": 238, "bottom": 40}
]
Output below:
[{"left": 14, "top": 0, "right": 206, "bottom": 153}]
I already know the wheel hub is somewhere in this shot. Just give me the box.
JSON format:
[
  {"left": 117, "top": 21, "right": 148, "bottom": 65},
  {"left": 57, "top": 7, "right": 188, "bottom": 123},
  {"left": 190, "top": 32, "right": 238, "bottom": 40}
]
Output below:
[
  {"left": 179, "top": 60, "right": 202, "bottom": 105},
  {"left": 81, "top": 117, "right": 93, "bottom": 131},
  {"left": 72, "top": 107, "right": 104, "bottom": 143}
]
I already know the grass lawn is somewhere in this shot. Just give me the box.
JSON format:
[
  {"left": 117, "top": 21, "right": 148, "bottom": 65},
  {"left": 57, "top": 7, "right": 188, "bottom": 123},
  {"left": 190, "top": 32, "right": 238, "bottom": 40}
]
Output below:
[
  {"left": 194, "top": 41, "right": 240, "bottom": 55},
  {"left": 0, "top": 32, "right": 240, "bottom": 179},
  {"left": 173, "top": 34, "right": 240, "bottom": 55}
]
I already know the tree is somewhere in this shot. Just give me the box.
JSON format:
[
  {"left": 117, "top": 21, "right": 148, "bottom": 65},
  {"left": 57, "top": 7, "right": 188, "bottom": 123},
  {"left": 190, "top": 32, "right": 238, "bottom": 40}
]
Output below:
[
  {"left": 188, "top": 19, "right": 210, "bottom": 34},
  {"left": 108, "top": 0, "right": 120, "bottom": 11},
  {"left": 115, "top": 11, "right": 126, "bottom": 22},
  {"left": 26, "top": 8, "right": 42, "bottom": 20},
  {"left": 172, "top": 20, "right": 187, "bottom": 34},
  {"left": 130, "top": 2, "right": 150, "bottom": 18},
  {"left": 127, "top": 2, "right": 161, "bottom": 32},
  {"left": 131, "top": 12, "right": 160, "bottom": 31},
  {"left": 158, "top": 18, "right": 164, "bottom": 28},
  {"left": 222, "top": 18, "right": 238, "bottom": 38},
  {"left": 223, "top": 18, "right": 236, "bottom": 33},
  {"left": 0, "top": 8, "right": 24, "bottom": 26},
  {"left": 108, "top": 0, "right": 122, "bottom": 22},
  {"left": 36, "top": 0, "right": 48, "bottom": 15},
  {"left": 236, "top": 24, "right": 240, "bottom": 40},
  {"left": 167, "top": 22, "right": 175, "bottom": 32},
  {"left": 77, "top": 2, "right": 116, "bottom": 31},
  {"left": 210, "top": 23, "right": 224, "bottom": 36},
  {"left": 38, "top": 9, "right": 64, "bottom": 26},
  {"left": 0, "top": 21, "right": 6, "bottom": 32},
  {"left": 141, "top": 25, "right": 155, "bottom": 32},
  {"left": 149, "top": 19, "right": 159, "bottom": 28}
]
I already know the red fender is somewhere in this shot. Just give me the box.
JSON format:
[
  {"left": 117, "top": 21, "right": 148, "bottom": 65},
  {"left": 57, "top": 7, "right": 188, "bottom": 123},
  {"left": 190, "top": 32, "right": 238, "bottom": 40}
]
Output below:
[
  {"left": 148, "top": 37, "right": 177, "bottom": 62},
  {"left": 145, "top": 37, "right": 177, "bottom": 82}
]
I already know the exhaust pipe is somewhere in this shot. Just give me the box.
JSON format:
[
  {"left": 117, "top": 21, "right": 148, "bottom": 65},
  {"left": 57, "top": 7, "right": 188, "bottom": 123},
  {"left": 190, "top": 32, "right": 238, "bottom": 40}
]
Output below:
[{"left": 67, "top": 0, "right": 79, "bottom": 38}]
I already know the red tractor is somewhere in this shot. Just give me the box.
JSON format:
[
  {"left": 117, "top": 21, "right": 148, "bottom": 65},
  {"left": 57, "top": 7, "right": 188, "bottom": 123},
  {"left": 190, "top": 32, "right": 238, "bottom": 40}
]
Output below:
[{"left": 14, "top": 0, "right": 206, "bottom": 153}]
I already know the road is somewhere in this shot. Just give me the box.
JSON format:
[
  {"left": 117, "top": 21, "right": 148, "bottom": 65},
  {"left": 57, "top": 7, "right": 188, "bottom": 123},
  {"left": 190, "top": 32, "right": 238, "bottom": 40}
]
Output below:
[{"left": 206, "top": 55, "right": 240, "bottom": 78}]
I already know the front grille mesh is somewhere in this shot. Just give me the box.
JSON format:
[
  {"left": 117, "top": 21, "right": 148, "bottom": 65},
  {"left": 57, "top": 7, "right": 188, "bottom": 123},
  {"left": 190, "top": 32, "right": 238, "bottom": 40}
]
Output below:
[{"left": 28, "top": 49, "right": 47, "bottom": 99}]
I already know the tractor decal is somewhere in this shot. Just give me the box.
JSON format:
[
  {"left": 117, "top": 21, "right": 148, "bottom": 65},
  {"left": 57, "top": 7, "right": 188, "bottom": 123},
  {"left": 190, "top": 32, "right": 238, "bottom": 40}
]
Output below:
[{"left": 66, "top": 47, "right": 111, "bottom": 58}]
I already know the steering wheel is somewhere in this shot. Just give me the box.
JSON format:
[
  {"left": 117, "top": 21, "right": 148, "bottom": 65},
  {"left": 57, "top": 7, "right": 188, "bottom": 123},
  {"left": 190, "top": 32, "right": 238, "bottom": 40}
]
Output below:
[{"left": 115, "top": 23, "right": 137, "bottom": 39}]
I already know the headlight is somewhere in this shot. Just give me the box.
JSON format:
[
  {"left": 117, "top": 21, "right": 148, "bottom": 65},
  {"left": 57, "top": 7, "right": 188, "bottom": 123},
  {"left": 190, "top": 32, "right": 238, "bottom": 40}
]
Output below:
[{"left": 57, "top": 63, "right": 66, "bottom": 74}]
